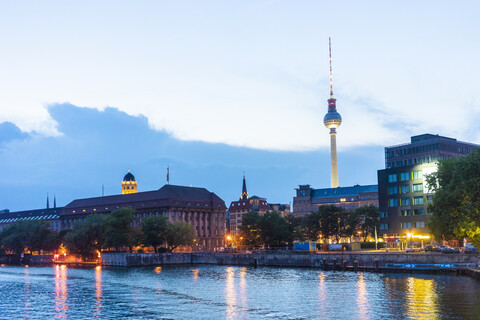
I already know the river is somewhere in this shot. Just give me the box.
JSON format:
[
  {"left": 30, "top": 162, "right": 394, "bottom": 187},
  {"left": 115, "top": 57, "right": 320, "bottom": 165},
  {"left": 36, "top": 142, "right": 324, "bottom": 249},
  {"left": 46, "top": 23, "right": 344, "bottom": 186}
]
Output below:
[{"left": 0, "top": 265, "right": 479, "bottom": 319}]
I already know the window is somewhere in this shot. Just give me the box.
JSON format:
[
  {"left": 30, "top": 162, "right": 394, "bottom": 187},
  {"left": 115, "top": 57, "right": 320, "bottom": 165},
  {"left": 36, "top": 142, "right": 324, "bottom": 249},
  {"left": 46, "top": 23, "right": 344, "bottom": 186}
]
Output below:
[
  {"left": 388, "top": 186, "right": 398, "bottom": 195},
  {"left": 401, "top": 185, "right": 410, "bottom": 194},
  {"left": 388, "top": 174, "right": 397, "bottom": 183},
  {"left": 401, "top": 222, "right": 412, "bottom": 229},
  {"left": 380, "top": 211, "right": 389, "bottom": 218},
  {"left": 401, "top": 197, "right": 411, "bottom": 206},
  {"left": 412, "top": 170, "right": 423, "bottom": 180},
  {"left": 400, "top": 209, "right": 412, "bottom": 216},
  {"left": 412, "top": 183, "right": 423, "bottom": 192},
  {"left": 400, "top": 172, "right": 409, "bottom": 181},
  {"left": 413, "top": 196, "right": 424, "bottom": 205},
  {"left": 414, "top": 208, "right": 425, "bottom": 215},
  {"left": 380, "top": 223, "right": 389, "bottom": 230},
  {"left": 415, "top": 221, "right": 425, "bottom": 228},
  {"left": 389, "top": 199, "right": 398, "bottom": 207},
  {"left": 426, "top": 195, "right": 434, "bottom": 202}
]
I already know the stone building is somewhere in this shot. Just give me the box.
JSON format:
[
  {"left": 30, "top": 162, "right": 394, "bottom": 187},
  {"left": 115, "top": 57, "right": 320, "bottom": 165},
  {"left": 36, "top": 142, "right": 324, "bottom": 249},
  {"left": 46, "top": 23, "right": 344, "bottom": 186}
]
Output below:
[
  {"left": 228, "top": 175, "right": 290, "bottom": 235},
  {"left": 62, "top": 184, "right": 227, "bottom": 249}
]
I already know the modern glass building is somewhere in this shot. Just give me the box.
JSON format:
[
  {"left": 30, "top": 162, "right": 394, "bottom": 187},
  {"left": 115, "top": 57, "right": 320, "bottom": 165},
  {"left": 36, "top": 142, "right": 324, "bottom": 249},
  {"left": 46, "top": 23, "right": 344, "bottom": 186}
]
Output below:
[{"left": 377, "top": 134, "right": 479, "bottom": 246}]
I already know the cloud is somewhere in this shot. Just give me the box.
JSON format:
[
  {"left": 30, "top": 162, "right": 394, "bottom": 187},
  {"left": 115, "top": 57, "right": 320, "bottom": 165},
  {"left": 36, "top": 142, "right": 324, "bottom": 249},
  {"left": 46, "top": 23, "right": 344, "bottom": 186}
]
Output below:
[
  {"left": 0, "top": 122, "right": 30, "bottom": 147},
  {"left": 0, "top": 103, "right": 383, "bottom": 211}
]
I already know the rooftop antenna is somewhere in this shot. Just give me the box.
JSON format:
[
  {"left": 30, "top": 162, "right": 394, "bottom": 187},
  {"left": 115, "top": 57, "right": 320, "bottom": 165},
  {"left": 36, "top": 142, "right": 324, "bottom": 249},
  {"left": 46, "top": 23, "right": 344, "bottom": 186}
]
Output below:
[
  {"left": 329, "top": 36, "right": 334, "bottom": 98},
  {"left": 102, "top": 184, "right": 105, "bottom": 197}
]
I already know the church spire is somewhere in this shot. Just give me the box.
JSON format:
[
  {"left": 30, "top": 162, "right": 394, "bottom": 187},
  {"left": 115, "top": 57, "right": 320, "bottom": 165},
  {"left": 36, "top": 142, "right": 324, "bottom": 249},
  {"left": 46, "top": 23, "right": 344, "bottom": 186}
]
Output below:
[
  {"left": 53, "top": 194, "right": 56, "bottom": 208},
  {"left": 46, "top": 193, "right": 50, "bottom": 209},
  {"left": 240, "top": 173, "right": 248, "bottom": 200}
]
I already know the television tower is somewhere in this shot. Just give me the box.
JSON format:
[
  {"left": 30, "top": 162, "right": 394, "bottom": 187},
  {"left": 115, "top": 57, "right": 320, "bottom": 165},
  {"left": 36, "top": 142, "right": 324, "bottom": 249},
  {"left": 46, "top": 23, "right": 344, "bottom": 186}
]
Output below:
[{"left": 323, "top": 37, "right": 342, "bottom": 188}]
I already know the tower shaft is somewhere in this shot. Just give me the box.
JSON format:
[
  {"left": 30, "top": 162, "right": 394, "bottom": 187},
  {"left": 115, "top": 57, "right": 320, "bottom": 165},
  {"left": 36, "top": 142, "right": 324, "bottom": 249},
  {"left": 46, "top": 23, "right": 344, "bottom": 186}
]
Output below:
[{"left": 329, "top": 129, "right": 339, "bottom": 188}]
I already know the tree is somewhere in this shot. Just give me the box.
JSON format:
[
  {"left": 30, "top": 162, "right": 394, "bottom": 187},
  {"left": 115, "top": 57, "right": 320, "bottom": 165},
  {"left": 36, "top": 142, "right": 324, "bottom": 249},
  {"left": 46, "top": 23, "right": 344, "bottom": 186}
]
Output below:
[
  {"left": 238, "top": 211, "right": 262, "bottom": 246},
  {"left": 64, "top": 214, "right": 106, "bottom": 259},
  {"left": 165, "top": 221, "right": 195, "bottom": 252},
  {"left": 258, "top": 211, "right": 291, "bottom": 247},
  {"left": 352, "top": 205, "right": 379, "bottom": 242},
  {"left": 141, "top": 215, "right": 169, "bottom": 253},
  {"left": 426, "top": 149, "right": 480, "bottom": 247},
  {"left": 0, "top": 220, "right": 59, "bottom": 255},
  {"left": 104, "top": 208, "right": 136, "bottom": 251}
]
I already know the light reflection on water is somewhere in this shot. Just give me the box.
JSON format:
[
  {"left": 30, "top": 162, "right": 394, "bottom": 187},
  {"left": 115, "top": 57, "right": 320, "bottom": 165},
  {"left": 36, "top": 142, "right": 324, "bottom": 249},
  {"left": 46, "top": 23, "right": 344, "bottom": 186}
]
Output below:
[
  {"left": 0, "top": 265, "right": 479, "bottom": 319},
  {"left": 54, "top": 265, "right": 68, "bottom": 319}
]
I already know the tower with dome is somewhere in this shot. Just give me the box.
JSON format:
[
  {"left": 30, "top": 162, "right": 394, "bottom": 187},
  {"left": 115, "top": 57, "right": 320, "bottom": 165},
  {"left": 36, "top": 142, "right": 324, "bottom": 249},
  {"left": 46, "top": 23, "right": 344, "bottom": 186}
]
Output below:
[{"left": 122, "top": 169, "right": 137, "bottom": 194}]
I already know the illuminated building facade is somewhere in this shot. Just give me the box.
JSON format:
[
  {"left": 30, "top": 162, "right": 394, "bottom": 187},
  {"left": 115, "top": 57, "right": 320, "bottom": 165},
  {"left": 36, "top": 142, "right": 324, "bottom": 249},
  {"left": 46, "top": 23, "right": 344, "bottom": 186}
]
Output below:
[
  {"left": 122, "top": 169, "right": 137, "bottom": 194},
  {"left": 378, "top": 134, "right": 480, "bottom": 243},
  {"left": 292, "top": 184, "right": 378, "bottom": 217},
  {"left": 228, "top": 175, "right": 290, "bottom": 235},
  {"left": 1, "top": 174, "right": 227, "bottom": 250},
  {"left": 62, "top": 184, "right": 227, "bottom": 249}
]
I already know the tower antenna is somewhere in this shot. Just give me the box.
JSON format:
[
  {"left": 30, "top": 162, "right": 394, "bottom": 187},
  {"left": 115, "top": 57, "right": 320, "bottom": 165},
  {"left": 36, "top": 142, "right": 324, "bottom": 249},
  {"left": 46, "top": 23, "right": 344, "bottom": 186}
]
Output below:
[{"left": 329, "top": 36, "right": 334, "bottom": 98}]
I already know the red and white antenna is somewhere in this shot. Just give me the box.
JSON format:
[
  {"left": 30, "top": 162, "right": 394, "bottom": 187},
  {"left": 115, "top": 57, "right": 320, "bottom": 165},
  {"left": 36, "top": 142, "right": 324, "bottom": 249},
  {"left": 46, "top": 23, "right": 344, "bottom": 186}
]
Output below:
[{"left": 329, "top": 36, "right": 334, "bottom": 98}]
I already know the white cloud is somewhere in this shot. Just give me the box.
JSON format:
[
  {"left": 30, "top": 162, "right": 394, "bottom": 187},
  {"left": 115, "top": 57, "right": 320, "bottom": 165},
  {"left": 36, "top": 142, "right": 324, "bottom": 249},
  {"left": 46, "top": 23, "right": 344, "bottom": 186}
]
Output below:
[{"left": 1, "top": 1, "right": 480, "bottom": 150}]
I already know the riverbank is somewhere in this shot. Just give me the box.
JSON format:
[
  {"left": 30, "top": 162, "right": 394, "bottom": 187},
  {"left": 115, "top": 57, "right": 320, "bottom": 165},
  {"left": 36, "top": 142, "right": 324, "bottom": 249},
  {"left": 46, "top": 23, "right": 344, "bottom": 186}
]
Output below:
[{"left": 102, "top": 252, "right": 480, "bottom": 274}]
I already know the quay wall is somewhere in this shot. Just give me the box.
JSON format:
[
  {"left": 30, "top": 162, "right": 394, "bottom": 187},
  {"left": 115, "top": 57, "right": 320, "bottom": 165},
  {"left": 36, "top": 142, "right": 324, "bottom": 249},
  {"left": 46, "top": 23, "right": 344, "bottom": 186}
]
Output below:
[{"left": 101, "top": 252, "right": 480, "bottom": 269}]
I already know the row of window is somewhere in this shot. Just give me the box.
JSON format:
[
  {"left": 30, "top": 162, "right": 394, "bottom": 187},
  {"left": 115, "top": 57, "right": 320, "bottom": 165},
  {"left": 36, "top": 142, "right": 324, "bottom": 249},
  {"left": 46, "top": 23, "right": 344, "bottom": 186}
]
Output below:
[
  {"left": 388, "top": 184, "right": 423, "bottom": 194},
  {"left": 388, "top": 170, "right": 423, "bottom": 183},
  {"left": 380, "top": 221, "right": 426, "bottom": 230},
  {"left": 400, "top": 221, "right": 425, "bottom": 229},
  {"left": 400, "top": 209, "right": 426, "bottom": 216},
  {"left": 388, "top": 196, "right": 424, "bottom": 207}
]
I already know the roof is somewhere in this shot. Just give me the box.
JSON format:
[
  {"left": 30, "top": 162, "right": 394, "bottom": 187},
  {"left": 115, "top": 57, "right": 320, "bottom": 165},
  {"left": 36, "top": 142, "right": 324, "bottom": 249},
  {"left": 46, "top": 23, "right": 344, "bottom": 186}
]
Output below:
[
  {"left": 63, "top": 184, "right": 226, "bottom": 215},
  {"left": 311, "top": 185, "right": 378, "bottom": 199},
  {"left": 123, "top": 172, "right": 136, "bottom": 182},
  {"left": 0, "top": 208, "right": 62, "bottom": 224}
]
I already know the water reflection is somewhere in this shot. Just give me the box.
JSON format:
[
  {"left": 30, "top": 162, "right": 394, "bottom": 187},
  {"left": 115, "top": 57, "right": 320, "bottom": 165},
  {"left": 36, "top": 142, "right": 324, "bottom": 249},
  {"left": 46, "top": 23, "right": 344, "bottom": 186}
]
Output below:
[
  {"left": 23, "top": 266, "right": 31, "bottom": 319},
  {"left": 225, "top": 267, "right": 237, "bottom": 319},
  {"left": 192, "top": 268, "right": 199, "bottom": 281},
  {"left": 54, "top": 265, "right": 68, "bottom": 319},
  {"left": 238, "top": 267, "right": 248, "bottom": 316},
  {"left": 355, "top": 273, "right": 370, "bottom": 320},
  {"left": 318, "top": 272, "right": 327, "bottom": 314},
  {"left": 405, "top": 277, "right": 439, "bottom": 320},
  {"left": 95, "top": 266, "right": 103, "bottom": 318}
]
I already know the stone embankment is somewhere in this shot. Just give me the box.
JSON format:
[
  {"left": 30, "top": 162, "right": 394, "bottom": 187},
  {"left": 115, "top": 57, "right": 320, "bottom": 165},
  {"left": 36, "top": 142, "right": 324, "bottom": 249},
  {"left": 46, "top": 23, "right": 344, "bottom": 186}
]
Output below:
[{"left": 102, "top": 252, "right": 480, "bottom": 273}]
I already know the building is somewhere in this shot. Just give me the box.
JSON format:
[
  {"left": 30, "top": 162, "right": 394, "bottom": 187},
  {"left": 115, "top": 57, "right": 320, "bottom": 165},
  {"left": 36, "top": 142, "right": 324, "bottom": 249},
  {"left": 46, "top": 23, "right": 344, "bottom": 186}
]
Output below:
[
  {"left": 0, "top": 207, "right": 62, "bottom": 232},
  {"left": 228, "top": 175, "right": 290, "bottom": 235},
  {"left": 1, "top": 172, "right": 227, "bottom": 250},
  {"left": 324, "top": 37, "right": 342, "bottom": 188},
  {"left": 292, "top": 184, "right": 378, "bottom": 217},
  {"left": 122, "top": 169, "right": 137, "bottom": 194},
  {"left": 377, "top": 134, "right": 480, "bottom": 244}
]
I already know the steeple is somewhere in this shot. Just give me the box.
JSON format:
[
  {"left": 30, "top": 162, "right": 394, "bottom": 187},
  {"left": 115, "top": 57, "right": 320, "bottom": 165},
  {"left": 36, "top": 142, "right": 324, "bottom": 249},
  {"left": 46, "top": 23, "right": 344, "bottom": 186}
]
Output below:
[
  {"left": 53, "top": 194, "right": 57, "bottom": 208},
  {"left": 46, "top": 193, "right": 50, "bottom": 209},
  {"left": 240, "top": 173, "right": 249, "bottom": 200}
]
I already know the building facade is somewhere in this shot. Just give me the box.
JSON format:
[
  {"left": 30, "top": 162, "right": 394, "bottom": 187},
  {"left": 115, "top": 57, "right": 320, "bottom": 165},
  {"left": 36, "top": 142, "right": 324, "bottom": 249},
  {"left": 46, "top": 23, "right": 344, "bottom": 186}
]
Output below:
[
  {"left": 1, "top": 171, "right": 227, "bottom": 250},
  {"left": 228, "top": 176, "right": 290, "bottom": 235},
  {"left": 378, "top": 134, "right": 480, "bottom": 243},
  {"left": 292, "top": 184, "right": 378, "bottom": 217}
]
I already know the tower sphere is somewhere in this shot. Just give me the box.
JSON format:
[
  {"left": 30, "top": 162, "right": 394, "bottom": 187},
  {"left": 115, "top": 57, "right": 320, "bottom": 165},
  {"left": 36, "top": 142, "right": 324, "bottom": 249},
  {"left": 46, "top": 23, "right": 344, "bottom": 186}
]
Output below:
[{"left": 323, "top": 111, "right": 342, "bottom": 129}]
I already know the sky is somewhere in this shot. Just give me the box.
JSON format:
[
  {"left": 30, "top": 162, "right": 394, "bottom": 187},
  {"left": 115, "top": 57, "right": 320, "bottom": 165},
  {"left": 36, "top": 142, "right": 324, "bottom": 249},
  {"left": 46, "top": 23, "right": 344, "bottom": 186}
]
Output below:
[{"left": 1, "top": 1, "right": 480, "bottom": 211}]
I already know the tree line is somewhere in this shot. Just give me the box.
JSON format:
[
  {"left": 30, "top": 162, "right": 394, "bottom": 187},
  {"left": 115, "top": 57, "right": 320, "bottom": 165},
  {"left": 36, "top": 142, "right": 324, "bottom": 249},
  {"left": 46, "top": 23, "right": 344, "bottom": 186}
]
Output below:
[
  {"left": 426, "top": 148, "right": 480, "bottom": 248},
  {"left": 237, "top": 205, "right": 379, "bottom": 248},
  {"left": 0, "top": 208, "right": 194, "bottom": 259}
]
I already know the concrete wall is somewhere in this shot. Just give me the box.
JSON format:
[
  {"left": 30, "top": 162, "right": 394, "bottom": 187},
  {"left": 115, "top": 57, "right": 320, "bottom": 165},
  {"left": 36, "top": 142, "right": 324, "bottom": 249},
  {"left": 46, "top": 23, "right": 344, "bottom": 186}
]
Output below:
[{"left": 102, "top": 252, "right": 480, "bottom": 268}]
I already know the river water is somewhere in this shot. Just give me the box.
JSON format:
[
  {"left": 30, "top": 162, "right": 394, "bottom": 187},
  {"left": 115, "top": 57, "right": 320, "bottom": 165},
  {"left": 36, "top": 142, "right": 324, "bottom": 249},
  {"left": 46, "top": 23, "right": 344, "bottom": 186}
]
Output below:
[{"left": 0, "top": 264, "right": 479, "bottom": 319}]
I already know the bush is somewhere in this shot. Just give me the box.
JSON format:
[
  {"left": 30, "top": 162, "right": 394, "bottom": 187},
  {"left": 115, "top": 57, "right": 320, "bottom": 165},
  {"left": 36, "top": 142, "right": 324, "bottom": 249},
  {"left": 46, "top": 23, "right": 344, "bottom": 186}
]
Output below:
[{"left": 360, "top": 242, "right": 385, "bottom": 250}]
